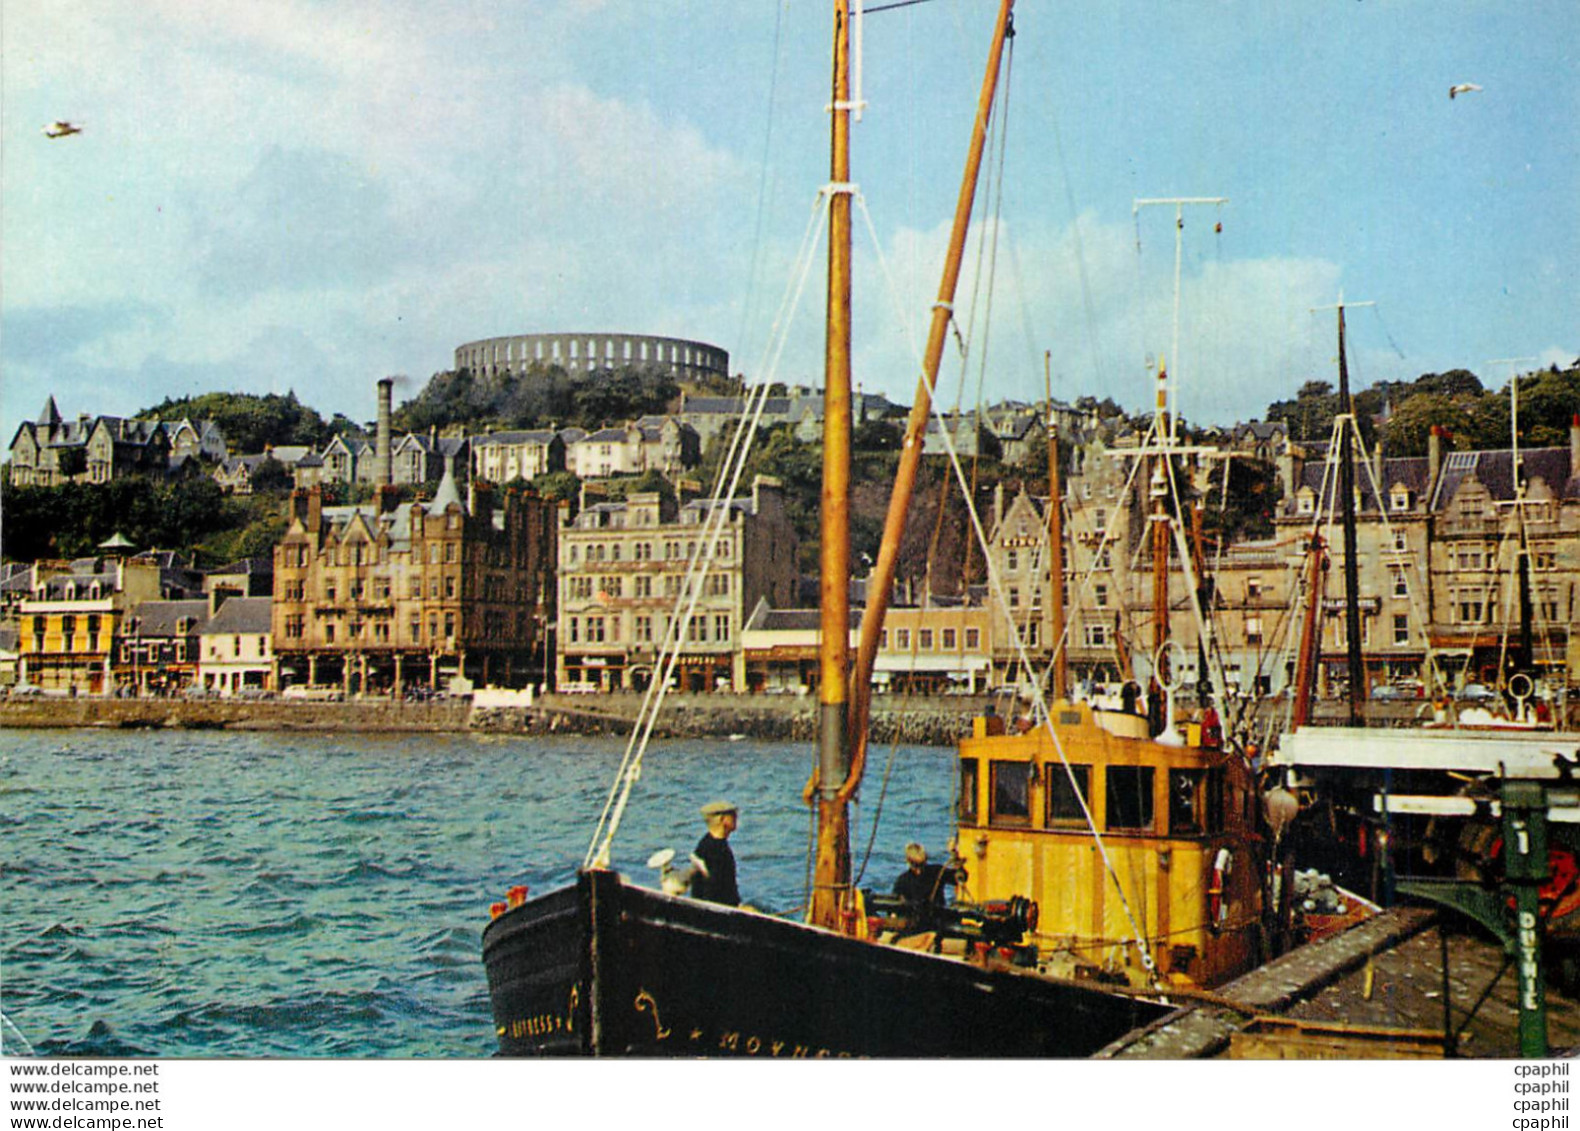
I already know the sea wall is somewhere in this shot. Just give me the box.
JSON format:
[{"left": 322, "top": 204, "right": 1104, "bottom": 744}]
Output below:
[
  {"left": 0, "top": 698, "right": 472, "bottom": 733},
  {"left": 0, "top": 693, "right": 987, "bottom": 745}
]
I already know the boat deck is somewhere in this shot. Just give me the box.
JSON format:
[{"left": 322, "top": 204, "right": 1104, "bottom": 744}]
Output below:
[{"left": 1101, "top": 907, "right": 1580, "bottom": 1058}]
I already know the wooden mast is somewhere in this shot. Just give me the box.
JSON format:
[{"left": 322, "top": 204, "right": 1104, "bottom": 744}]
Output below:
[
  {"left": 1046, "top": 351, "right": 1068, "bottom": 700},
  {"left": 1291, "top": 535, "right": 1328, "bottom": 728},
  {"left": 810, "top": 0, "right": 855, "bottom": 931},
  {"left": 838, "top": 0, "right": 1016, "bottom": 839}
]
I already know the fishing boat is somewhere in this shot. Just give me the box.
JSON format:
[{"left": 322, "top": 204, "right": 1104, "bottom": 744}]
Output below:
[
  {"left": 482, "top": 0, "right": 1261, "bottom": 1055},
  {"left": 1262, "top": 304, "right": 1580, "bottom": 1054}
]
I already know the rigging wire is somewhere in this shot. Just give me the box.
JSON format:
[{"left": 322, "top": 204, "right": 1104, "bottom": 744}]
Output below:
[
  {"left": 585, "top": 188, "right": 832, "bottom": 870},
  {"left": 732, "top": 0, "right": 789, "bottom": 369}
]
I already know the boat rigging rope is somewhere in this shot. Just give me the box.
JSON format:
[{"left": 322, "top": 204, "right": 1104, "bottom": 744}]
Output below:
[
  {"left": 584, "top": 189, "right": 834, "bottom": 870},
  {"left": 926, "top": 381, "right": 1165, "bottom": 987}
]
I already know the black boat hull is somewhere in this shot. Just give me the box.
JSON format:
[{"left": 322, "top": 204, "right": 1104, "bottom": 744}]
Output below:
[{"left": 482, "top": 870, "right": 1170, "bottom": 1057}]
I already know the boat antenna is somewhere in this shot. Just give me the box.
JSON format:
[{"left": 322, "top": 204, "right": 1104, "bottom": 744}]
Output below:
[
  {"left": 1312, "top": 293, "right": 1373, "bottom": 725},
  {"left": 1132, "top": 197, "right": 1226, "bottom": 443}
]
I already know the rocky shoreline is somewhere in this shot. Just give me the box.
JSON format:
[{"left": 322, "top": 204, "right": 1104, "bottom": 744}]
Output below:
[{"left": 0, "top": 693, "right": 991, "bottom": 746}]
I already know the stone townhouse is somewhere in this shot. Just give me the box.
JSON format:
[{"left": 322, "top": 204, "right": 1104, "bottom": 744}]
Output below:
[
  {"left": 271, "top": 469, "right": 555, "bottom": 695},
  {"left": 198, "top": 594, "right": 274, "bottom": 696},
  {"left": 472, "top": 430, "right": 565, "bottom": 485},
  {"left": 17, "top": 557, "right": 165, "bottom": 694},
  {"left": 556, "top": 478, "right": 797, "bottom": 693},
  {"left": 1269, "top": 421, "right": 1579, "bottom": 695}
]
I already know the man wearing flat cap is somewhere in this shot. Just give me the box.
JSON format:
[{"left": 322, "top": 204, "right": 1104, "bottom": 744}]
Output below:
[{"left": 690, "top": 800, "right": 740, "bottom": 906}]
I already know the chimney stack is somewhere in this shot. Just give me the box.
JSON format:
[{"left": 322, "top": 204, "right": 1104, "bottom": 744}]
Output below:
[
  {"left": 1428, "top": 425, "right": 1444, "bottom": 493},
  {"left": 374, "top": 377, "right": 394, "bottom": 488},
  {"left": 1570, "top": 414, "right": 1580, "bottom": 476}
]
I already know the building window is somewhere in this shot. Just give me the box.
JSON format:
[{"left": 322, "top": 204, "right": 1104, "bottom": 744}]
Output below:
[
  {"left": 568, "top": 617, "right": 579, "bottom": 643},
  {"left": 918, "top": 629, "right": 933, "bottom": 650},
  {"left": 1245, "top": 616, "right": 1263, "bottom": 645},
  {"left": 965, "top": 628, "right": 980, "bottom": 649},
  {"left": 635, "top": 615, "right": 653, "bottom": 643},
  {"left": 1393, "top": 614, "right": 1409, "bottom": 645},
  {"left": 1392, "top": 569, "right": 1408, "bottom": 598},
  {"left": 1095, "top": 583, "right": 1108, "bottom": 608},
  {"left": 1246, "top": 576, "right": 1262, "bottom": 601},
  {"left": 586, "top": 617, "right": 605, "bottom": 643},
  {"left": 712, "top": 614, "right": 729, "bottom": 643},
  {"left": 895, "top": 628, "right": 910, "bottom": 650},
  {"left": 1084, "top": 623, "right": 1109, "bottom": 647},
  {"left": 942, "top": 628, "right": 957, "bottom": 649},
  {"left": 1006, "top": 549, "right": 1019, "bottom": 571}
]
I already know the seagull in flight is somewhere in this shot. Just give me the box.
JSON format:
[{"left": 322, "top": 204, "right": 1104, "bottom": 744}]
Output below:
[
  {"left": 43, "top": 120, "right": 83, "bottom": 138},
  {"left": 1448, "top": 83, "right": 1483, "bottom": 100}
]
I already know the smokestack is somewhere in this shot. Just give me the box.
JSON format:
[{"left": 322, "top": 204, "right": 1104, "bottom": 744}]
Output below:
[{"left": 374, "top": 377, "right": 394, "bottom": 488}]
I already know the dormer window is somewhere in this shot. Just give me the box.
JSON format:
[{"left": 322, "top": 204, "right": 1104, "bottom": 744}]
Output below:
[
  {"left": 1390, "top": 487, "right": 1410, "bottom": 512},
  {"left": 1296, "top": 489, "right": 1315, "bottom": 516}
]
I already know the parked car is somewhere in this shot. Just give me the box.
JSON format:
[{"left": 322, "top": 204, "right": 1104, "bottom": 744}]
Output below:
[
  {"left": 1456, "top": 682, "right": 1499, "bottom": 703},
  {"left": 1372, "top": 681, "right": 1424, "bottom": 701}
]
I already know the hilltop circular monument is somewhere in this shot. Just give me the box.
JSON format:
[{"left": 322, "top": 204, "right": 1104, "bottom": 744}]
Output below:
[{"left": 455, "top": 333, "right": 728, "bottom": 383}]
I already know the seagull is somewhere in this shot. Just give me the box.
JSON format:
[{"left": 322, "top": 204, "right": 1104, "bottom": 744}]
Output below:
[
  {"left": 42, "top": 120, "right": 83, "bottom": 138},
  {"left": 1448, "top": 83, "right": 1483, "bottom": 100}
]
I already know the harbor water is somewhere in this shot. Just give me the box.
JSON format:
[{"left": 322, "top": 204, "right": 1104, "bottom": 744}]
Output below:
[{"left": 0, "top": 729, "right": 955, "bottom": 1057}]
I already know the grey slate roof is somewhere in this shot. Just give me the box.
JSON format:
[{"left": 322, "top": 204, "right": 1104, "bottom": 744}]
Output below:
[
  {"left": 129, "top": 599, "right": 209, "bottom": 636},
  {"left": 202, "top": 596, "right": 272, "bottom": 635}
]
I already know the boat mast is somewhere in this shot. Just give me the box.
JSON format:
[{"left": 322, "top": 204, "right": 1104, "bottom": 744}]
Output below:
[
  {"left": 1493, "top": 357, "right": 1538, "bottom": 680},
  {"left": 1336, "top": 304, "right": 1365, "bottom": 723},
  {"left": 1291, "top": 534, "right": 1328, "bottom": 728},
  {"left": 1046, "top": 351, "right": 1068, "bottom": 700},
  {"left": 1314, "top": 295, "right": 1371, "bottom": 725},
  {"left": 1150, "top": 360, "right": 1171, "bottom": 681},
  {"left": 839, "top": 0, "right": 1015, "bottom": 828},
  {"left": 811, "top": 0, "right": 856, "bottom": 932}
]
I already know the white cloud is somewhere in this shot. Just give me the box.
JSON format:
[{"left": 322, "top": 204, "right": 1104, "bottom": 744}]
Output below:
[{"left": 841, "top": 210, "right": 1343, "bottom": 426}]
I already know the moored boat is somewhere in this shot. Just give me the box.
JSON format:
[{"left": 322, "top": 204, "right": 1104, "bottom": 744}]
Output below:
[{"left": 483, "top": 0, "right": 1263, "bottom": 1056}]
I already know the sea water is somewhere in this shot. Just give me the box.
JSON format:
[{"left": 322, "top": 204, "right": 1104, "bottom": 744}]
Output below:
[{"left": 0, "top": 729, "right": 955, "bottom": 1057}]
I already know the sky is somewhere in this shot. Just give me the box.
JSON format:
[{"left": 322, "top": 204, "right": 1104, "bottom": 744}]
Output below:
[{"left": 3, "top": 0, "right": 1576, "bottom": 448}]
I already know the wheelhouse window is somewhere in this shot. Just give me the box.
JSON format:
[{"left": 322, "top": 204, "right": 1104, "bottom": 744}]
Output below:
[
  {"left": 958, "top": 758, "right": 979, "bottom": 822},
  {"left": 989, "top": 761, "right": 1031, "bottom": 826},
  {"left": 1105, "top": 766, "right": 1154, "bottom": 832},
  {"left": 1168, "top": 769, "right": 1205, "bottom": 835},
  {"left": 1045, "top": 764, "right": 1090, "bottom": 826}
]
